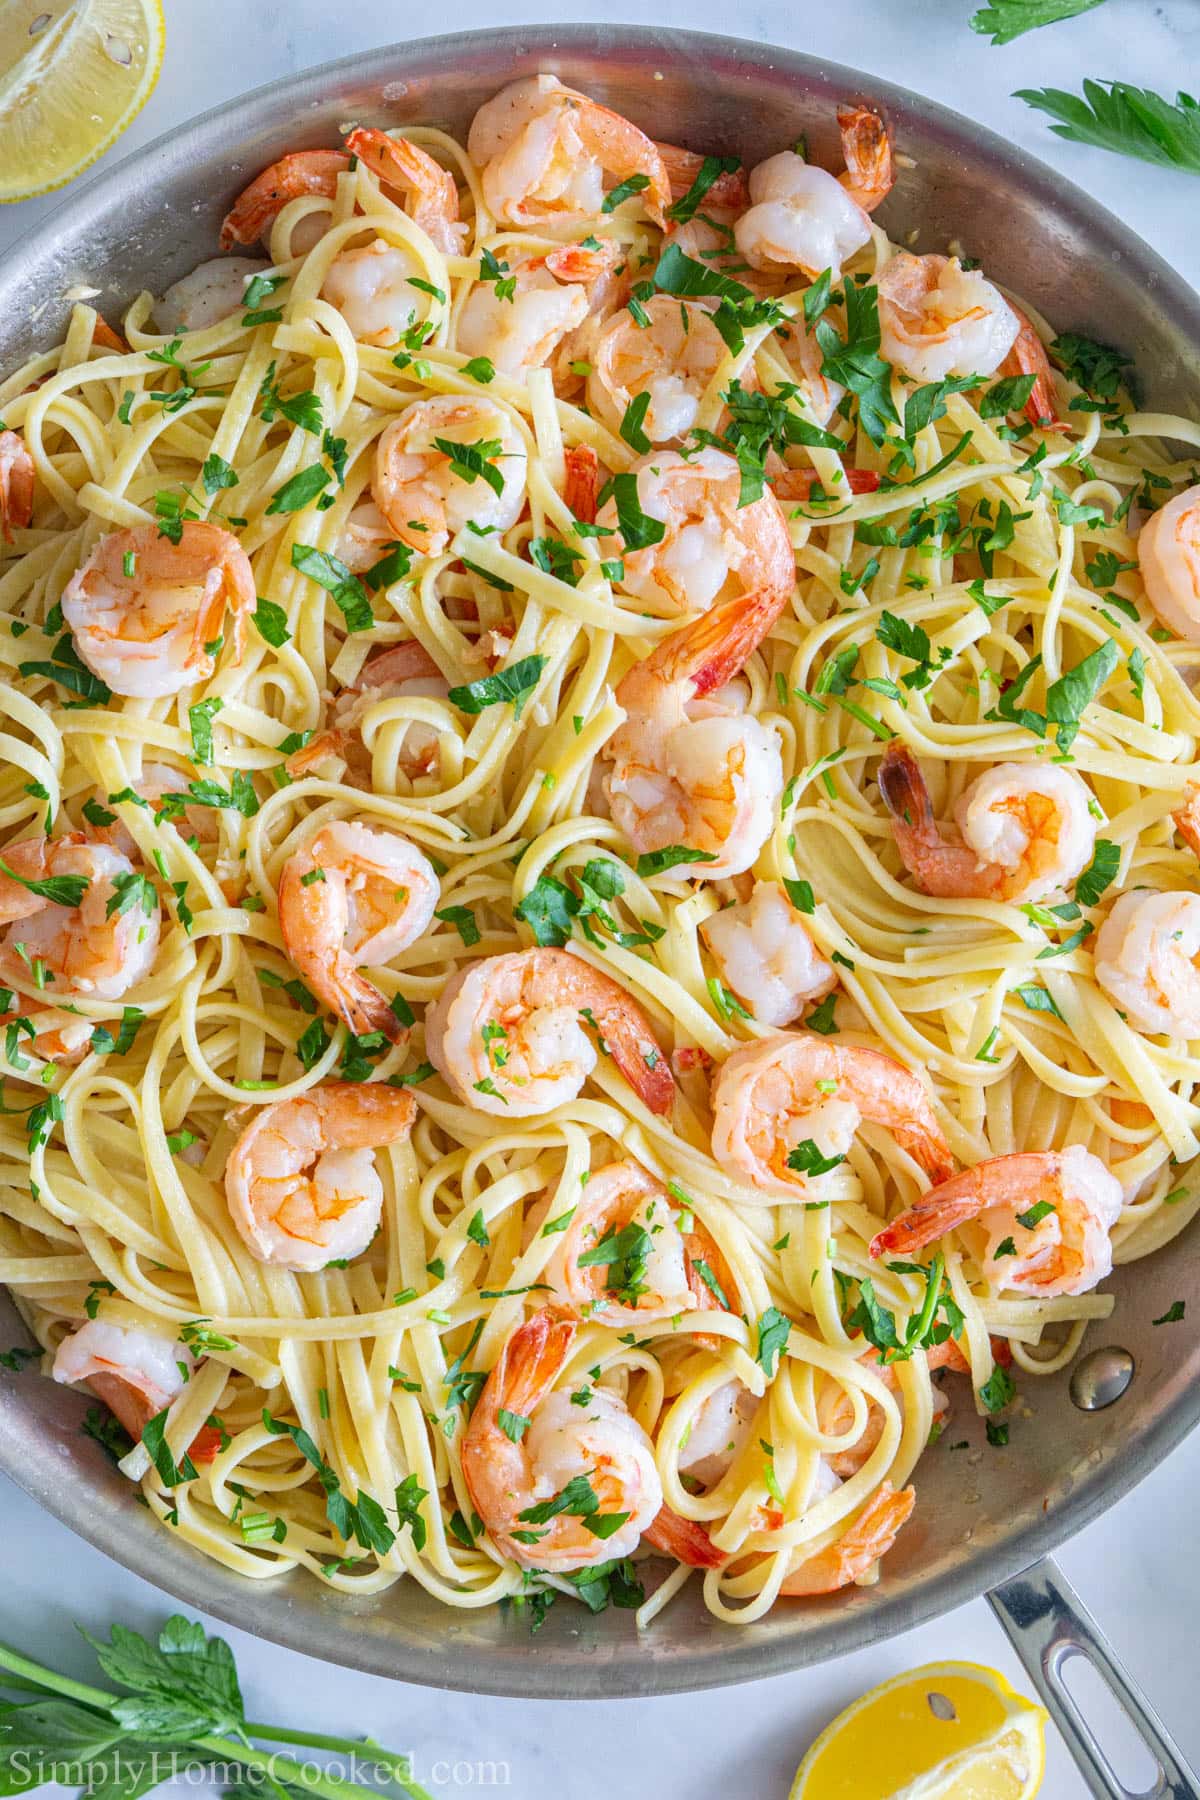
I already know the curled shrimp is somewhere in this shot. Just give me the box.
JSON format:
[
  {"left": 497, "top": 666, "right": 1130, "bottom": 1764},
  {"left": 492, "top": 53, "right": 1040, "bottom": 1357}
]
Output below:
[
  {"left": 286, "top": 641, "right": 449, "bottom": 785},
  {"left": 710, "top": 1031, "right": 954, "bottom": 1198},
  {"left": 0, "top": 1003, "right": 94, "bottom": 1064},
  {"left": 587, "top": 298, "right": 731, "bottom": 448},
  {"left": 461, "top": 1309, "right": 663, "bottom": 1571},
  {"left": 467, "top": 74, "right": 670, "bottom": 232},
  {"left": 224, "top": 1080, "right": 416, "bottom": 1272},
  {"left": 0, "top": 430, "right": 34, "bottom": 541},
  {"left": 1138, "top": 482, "right": 1200, "bottom": 641},
  {"left": 603, "top": 588, "right": 787, "bottom": 878},
  {"left": 457, "top": 242, "right": 618, "bottom": 379},
  {"left": 876, "top": 253, "right": 1020, "bottom": 383},
  {"left": 546, "top": 1158, "right": 735, "bottom": 1331},
  {"left": 869, "top": 1145, "right": 1124, "bottom": 1298},
  {"left": 0, "top": 835, "right": 160, "bottom": 1001},
  {"left": 701, "top": 880, "right": 836, "bottom": 1028},
  {"left": 320, "top": 239, "right": 440, "bottom": 347},
  {"left": 817, "top": 1337, "right": 966, "bottom": 1480},
  {"left": 278, "top": 820, "right": 439, "bottom": 1043},
  {"left": 547, "top": 1160, "right": 694, "bottom": 1325},
  {"left": 343, "top": 128, "right": 466, "bottom": 256},
  {"left": 779, "top": 1481, "right": 915, "bottom": 1596},
  {"left": 220, "top": 148, "right": 350, "bottom": 250},
  {"left": 61, "top": 522, "right": 252, "bottom": 700},
  {"left": 372, "top": 396, "right": 528, "bottom": 556},
  {"left": 155, "top": 258, "right": 270, "bottom": 333},
  {"left": 734, "top": 105, "right": 892, "bottom": 277},
  {"left": 594, "top": 447, "right": 794, "bottom": 618},
  {"left": 877, "top": 743, "right": 1097, "bottom": 904},
  {"left": 51, "top": 1320, "right": 217, "bottom": 1454},
  {"left": 220, "top": 131, "right": 463, "bottom": 255},
  {"left": 425, "top": 946, "right": 674, "bottom": 1119},
  {"left": 1094, "top": 889, "right": 1200, "bottom": 1037}
]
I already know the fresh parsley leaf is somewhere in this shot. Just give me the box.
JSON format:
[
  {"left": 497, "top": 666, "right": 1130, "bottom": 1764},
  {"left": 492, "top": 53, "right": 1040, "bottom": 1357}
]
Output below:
[
  {"left": 252, "top": 596, "right": 290, "bottom": 647},
  {"left": 290, "top": 545, "right": 373, "bottom": 633},
  {"left": 971, "top": 0, "right": 1107, "bottom": 46},
  {"left": 448, "top": 654, "right": 546, "bottom": 719},
  {"left": 1075, "top": 838, "right": 1120, "bottom": 907},
  {"left": 1017, "top": 80, "right": 1200, "bottom": 174},
  {"left": 635, "top": 846, "right": 716, "bottom": 878},
  {"left": 755, "top": 1306, "right": 791, "bottom": 1379}
]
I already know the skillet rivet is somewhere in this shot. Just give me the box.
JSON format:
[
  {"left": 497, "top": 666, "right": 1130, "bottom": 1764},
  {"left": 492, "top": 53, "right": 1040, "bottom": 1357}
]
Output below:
[{"left": 1069, "top": 1347, "right": 1135, "bottom": 1411}]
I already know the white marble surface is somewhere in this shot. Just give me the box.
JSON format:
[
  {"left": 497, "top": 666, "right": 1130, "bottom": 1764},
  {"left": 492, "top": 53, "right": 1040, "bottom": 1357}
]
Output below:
[{"left": 2, "top": 2, "right": 1200, "bottom": 1796}]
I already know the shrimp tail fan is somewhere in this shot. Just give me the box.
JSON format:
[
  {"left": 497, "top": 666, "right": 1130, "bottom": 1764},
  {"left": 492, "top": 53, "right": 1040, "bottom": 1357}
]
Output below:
[{"left": 643, "top": 1505, "right": 726, "bottom": 1568}]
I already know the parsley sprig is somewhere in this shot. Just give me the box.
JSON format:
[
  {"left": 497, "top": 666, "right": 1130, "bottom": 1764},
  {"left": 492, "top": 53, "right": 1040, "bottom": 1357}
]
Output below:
[{"left": 0, "top": 1612, "right": 431, "bottom": 1799}]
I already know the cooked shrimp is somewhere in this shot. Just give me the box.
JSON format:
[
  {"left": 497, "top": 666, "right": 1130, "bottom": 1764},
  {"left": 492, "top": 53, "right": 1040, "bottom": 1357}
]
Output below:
[
  {"left": 320, "top": 240, "right": 437, "bottom": 347},
  {"left": 0, "top": 430, "right": 34, "bottom": 540},
  {"left": 587, "top": 299, "right": 731, "bottom": 447},
  {"left": 425, "top": 946, "right": 674, "bottom": 1118},
  {"left": 457, "top": 243, "right": 617, "bottom": 379},
  {"left": 1138, "top": 482, "right": 1200, "bottom": 641},
  {"left": 734, "top": 105, "right": 891, "bottom": 278},
  {"left": 277, "top": 821, "right": 439, "bottom": 1042},
  {"left": 711, "top": 1031, "right": 954, "bottom": 1197},
  {"left": 594, "top": 447, "right": 794, "bottom": 618},
  {"left": 701, "top": 881, "right": 836, "bottom": 1028},
  {"left": 563, "top": 443, "right": 601, "bottom": 524},
  {"left": 817, "top": 1337, "right": 964, "bottom": 1479},
  {"left": 0, "top": 836, "right": 160, "bottom": 1001},
  {"left": 53, "top": 1320, "right": 198, "bottom": 1441},
  {"left": 224, "top": 1081, "right": 416, "bottom": 1272},
  {"left": 1094, "top": 889, "right": 1200, "bottom": 1037},
  {"left": 655, "top": 142, "right": 750, "bottom": 211},
  {"left": 1172, "top": 783, "right": 1200, "bottom": 859},
  {"left": 735, "top": 154, "right": 870, "bottom": 276},
  {"left": 779, "top": 1481, "right": 915, "bottom": 1595},
  {"left": 154, "top": 258, "right": 270, "bottom": 334},
  {"left": 870, "top": 1145, "right": 1124, "bottom": 1298},
  {"left": 372, "top": 396, "right": 528, "bottom": 555},
  {"left": 878, "top": 744, "right": 1097, "bottom": 904},
  {"left": 467, "top": 74, "right": 670, "bottom": 232},
  {"left": 876, "top": 253, "right": 1019, "bottom": 383},
  {"left": 461, "top": 1309, "right": 663, "bottom": 1571},
  {"left": 771, "top": 467, "right": 881, "bottom": 503},
  {"left": 343, "top": 127, "right": 466, "bottom": 256},
  {"left": 546, "top": 1160, "right": 695, "bottom": 1326},
  {"left": 835, "top": 102, "right": 895, "bottom": 213},
  {"left": 999, "top": 304, "right": 1061, "bottom": 430},
  {"left": 61, "top": 522, "right": 252, "bottom": 700},
  {"left": 221, "top": 148, "right": 350, "bottom": 249},
  {"left": 0, "top": 1004, "right": 93, "bottom": 1064},
  {"left": 642, "top": 1504, "right": 727, "bottom": 1568},
  {"left": 286, "top": 641, "right": 449, "bottom": 785},
  {"left": 676, "top": 1380, "right": 760, "bottom": 1486},
  {"left": 603, "top": 589, "right": 787, "bottom": 878}
]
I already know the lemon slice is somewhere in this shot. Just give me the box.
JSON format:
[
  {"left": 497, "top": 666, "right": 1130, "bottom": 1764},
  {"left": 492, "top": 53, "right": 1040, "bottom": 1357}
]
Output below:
[
  {"left": 0, "top": 0, "right": 165, "bottom": 203},
  {"left": 791, "top": 1660, "right": 1048, "bottom": 1800}
]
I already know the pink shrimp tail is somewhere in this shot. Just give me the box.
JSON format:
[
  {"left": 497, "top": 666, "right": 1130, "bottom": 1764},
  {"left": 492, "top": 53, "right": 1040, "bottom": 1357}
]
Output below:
[
  {"left": 487, "top": 1309, "right": 576, "bottom": 1421},
  {"left": 654, "top": 141, "right": 750, "bottom": 212},
  {"left": 771, "top": 467, "right": 880, "bottom": 502},
  {"left": 837, "top": 103, "right": 894, "bottom": 213},
  {"left": 91, "top": 317, "right": 128, "bottom": 354},
  {"left": 219, "top": 148, "right": 349, "bottom": 249},
  {"left": 344, "top": 128, "right": 464, "bottom": 255},
  {"left": 563, "top": 444, "right": 600, "bottom": 523},
  {"left": 1172, "top": 784, "right": 1200, "bottom": 859},
  {"left": 869, "top": 1165, "right": 992, "bottom": 1261},
  {"left": 643, "top": 1505, "right": 726, "bottom": 1569},
  {"left": 651, "top": 585, "right": 789, "bottom": 698},
  {"left": 1000, "top": 305, "right": 1062, "bottom": 431}
]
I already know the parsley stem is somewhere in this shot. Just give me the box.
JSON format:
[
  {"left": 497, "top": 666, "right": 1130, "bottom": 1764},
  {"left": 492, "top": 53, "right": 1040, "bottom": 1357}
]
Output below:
[
  {"left": 904, "top": 1249, "right": 945, "bottom": 1352},
  {"left": 190, "top": 1735, "right": 435, "bottom": 1800},
  {"left": 244, "top": 1722, "right": 424, "bottom": 1774},
  {"left": 0, "top": 1636, "right": 114, "bottom": 1706}
]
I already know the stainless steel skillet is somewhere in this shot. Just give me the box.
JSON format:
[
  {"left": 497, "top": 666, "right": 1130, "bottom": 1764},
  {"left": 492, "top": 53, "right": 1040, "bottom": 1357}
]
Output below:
[{"left": 0, "top": 26, "right": 1197, "bottom": 1794}]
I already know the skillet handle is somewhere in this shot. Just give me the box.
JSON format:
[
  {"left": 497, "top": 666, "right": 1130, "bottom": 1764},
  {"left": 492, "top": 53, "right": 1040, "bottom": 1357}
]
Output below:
[{"left": 987, "top": 1556, "right": 1199, "bottom": 1799}]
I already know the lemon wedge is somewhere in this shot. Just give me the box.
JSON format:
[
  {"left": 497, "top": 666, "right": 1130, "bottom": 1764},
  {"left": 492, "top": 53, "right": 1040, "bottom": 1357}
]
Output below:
[
  {"left": 0, "top": 0, "right": 165, "bottom": 203},
  {"left": 791, "top": 1660, "right": 1048, "bottom": 1800}
]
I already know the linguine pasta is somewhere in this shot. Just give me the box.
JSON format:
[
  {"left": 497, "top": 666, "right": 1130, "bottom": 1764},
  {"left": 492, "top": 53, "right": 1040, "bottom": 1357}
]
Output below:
[{"left": 1, "top": 80, "right": 1198, "bottom": 1630}]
